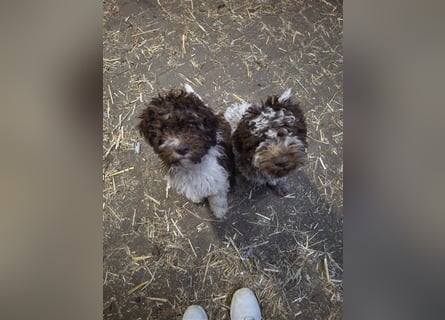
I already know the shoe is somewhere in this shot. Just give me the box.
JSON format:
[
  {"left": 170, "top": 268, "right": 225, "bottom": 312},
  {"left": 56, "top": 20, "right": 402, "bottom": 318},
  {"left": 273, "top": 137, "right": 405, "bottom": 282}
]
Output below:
[
  {"left": 182, "top": 305, "right": 208, "bottom": 320},
  {"left": 230, "top": 288, "right": 261, "bottom": 320}
]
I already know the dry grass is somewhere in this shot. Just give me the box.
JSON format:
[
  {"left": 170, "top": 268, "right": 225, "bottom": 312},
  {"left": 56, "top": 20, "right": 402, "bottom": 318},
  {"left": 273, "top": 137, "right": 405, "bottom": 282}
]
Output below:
[{"left": 103, "top": 0, "right": 343, "bottom": 319}]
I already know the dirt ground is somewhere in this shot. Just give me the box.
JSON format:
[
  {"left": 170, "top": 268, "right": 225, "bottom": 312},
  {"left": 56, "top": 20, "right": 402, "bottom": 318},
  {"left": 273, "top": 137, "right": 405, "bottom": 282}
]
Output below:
[{"left": 103, "top": 0, "right": 343, "bottom": 319}]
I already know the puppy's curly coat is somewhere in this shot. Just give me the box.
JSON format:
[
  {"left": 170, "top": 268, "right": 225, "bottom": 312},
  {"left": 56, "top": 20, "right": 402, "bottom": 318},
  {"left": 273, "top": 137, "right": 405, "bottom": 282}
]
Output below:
[
  {"left": 138, "top": 86, "right": 234, "bottom": 218},
  {"left": 224, "top": 89, "right": 307, "bottom": 195}
]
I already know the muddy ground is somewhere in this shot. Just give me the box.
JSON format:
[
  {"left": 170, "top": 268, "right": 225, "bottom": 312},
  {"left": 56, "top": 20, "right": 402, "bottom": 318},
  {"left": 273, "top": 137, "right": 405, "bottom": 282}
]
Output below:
[{"left": 103, "top": 0, "right": 343, "bottom": 319}]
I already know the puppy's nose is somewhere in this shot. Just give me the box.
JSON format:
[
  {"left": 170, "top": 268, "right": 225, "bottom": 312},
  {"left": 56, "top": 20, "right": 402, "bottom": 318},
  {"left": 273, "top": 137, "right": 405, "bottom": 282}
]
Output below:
[
  {"left": 176, "top": 145, "right": 190, "bottom": 156},
  {"left": 275, "top": 156, "right": 289, "bottom": 168}
]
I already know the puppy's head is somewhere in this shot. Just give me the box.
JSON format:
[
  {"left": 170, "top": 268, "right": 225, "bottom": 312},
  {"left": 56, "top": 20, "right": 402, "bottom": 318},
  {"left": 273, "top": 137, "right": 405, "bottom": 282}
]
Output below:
[
  {"left": 234, "top": 94, "right": 307, "bottom": 178},
  {"left": 138, "top": 90, "right": 218, "bottom": 168}
]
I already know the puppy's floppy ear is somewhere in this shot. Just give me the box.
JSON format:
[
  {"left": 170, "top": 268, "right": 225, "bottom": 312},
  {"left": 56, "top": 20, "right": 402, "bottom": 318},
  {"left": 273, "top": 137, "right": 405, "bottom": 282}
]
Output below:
[
  {"left": 201, "top": 113, "right": 218, "bottom": 139},
  {"left": 204, "top": 113, "right": 217, "bottom": 128},
  {"left": 137, "top": 104, "right": 157, "bottom": 142}
]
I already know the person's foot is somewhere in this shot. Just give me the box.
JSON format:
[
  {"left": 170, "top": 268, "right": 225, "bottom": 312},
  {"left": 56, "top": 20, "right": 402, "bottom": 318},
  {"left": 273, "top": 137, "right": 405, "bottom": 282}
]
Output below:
[
  {"left": 182, "top": 305, "right": 208, "bottom": 320},
  {"left": 230, "top": 288, "right": 261, "bottom": 320}
]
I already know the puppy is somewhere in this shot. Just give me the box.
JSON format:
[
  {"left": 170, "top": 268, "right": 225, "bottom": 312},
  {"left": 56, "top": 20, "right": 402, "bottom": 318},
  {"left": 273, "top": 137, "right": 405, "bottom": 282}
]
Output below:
[
  {"left": 224, "top": 89, "right": 307, "bottom": 195},
  {"left": 138, "top": 85, "right": 234, "bottom": 218}
]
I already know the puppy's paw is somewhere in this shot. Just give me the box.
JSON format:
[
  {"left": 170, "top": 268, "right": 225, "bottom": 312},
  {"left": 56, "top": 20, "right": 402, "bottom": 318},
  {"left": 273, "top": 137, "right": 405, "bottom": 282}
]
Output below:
[
  {"left": 270, "top": 180, "right": 290, "bottom": 196},
  {"left": 208, "top": 192, "right": 228, "bottom": 219},
  {"left": 189, "top": 197, "right": 204, "bottom": 204},
  {"left": 211, "top": 206, "right": 227, "bottom": 219}
]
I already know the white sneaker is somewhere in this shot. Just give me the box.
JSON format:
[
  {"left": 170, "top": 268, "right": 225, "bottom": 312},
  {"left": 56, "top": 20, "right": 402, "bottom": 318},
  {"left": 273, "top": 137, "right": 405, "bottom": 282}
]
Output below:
[
  {"left": 230, "top": 288, "right": 262, "bottom": 320},
  {"left": 182, "top": 305, "right": 208, "bottom": 320}
]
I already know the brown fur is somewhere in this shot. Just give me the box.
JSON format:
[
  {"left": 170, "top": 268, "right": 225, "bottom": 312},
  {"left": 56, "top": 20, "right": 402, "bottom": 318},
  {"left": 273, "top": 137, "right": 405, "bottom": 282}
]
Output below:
[
  {"left": 216, "top": 114, "right": 236, "bottom": 184},
  {"left": 138, "top": 89, "right": 234, "bottom": 179},
  {"left": 254, "top": 141, "right": 306, "bottom": 178}
]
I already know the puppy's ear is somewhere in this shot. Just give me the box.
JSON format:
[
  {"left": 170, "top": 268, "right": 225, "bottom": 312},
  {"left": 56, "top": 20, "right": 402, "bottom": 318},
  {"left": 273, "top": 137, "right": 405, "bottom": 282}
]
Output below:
[
  {"left": 205, "top": 113, "right": 217, "bottom": 128},
  {"left": 137, "top": 104, "right": 156, "bottom": 141},
  {"left": 201, "top": 113, "right": 218, "bottom": 139}
]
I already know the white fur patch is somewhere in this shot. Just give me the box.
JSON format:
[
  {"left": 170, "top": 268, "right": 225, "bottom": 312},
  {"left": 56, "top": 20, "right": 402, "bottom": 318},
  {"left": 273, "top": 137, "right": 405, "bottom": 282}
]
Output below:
[
  {"left": 167, "top": 145, "right": 229, "bottom": 200},
  {"left": 184, "top": 83, "right": 203, "bottom": 101},
  {"left": 224, "top": 102, "right": 252, "bottom": 133},
  {"left": 250, "top": 107, "right": 295, "bottom": 136},
  {"left": 265, "top": 129, "right": 278, "bottom": 139},
  {"left": 278, "top": 88, "right": 292, "bottom": 102},
  {"left": 184, "top": 83, "right": 195, "bottom": 94},
  {"left": 160, "top": 137, "right": 180, "bottom": 148}
]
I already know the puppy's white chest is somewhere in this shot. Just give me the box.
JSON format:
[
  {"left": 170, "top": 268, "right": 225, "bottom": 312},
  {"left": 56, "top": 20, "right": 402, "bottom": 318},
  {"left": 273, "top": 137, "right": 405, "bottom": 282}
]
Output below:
[{"left": 167, "top": 146, "right": 229, "bottom": 200}]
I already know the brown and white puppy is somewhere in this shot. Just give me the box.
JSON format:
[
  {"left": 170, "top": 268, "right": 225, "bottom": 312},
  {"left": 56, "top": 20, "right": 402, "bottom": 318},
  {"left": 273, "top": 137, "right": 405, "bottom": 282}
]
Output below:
[
  {"left": 224, "top": 89, "right": 307, "bottom": 195},
  {"left": 138, "top": 85, "right": 234, "bottom": 218}
]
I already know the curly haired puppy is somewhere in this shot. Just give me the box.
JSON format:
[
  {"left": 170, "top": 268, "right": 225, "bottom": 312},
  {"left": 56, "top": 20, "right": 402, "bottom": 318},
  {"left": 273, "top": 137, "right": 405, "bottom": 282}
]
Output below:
[
  {"left": 224, "top": 89, "right": 307, "bottom": 195},
  {"left": 138, "top": 85, "right": 234, "bottom": 218}
]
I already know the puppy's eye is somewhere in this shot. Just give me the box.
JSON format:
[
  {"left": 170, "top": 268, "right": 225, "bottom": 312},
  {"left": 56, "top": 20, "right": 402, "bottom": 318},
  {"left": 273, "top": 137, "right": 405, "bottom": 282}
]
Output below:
[
  {"left": 277, "top": 129, "right": 287, "bottom": 137},
  {"left": 158, "top": 138, "right": 165, "bottom": 145}
]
